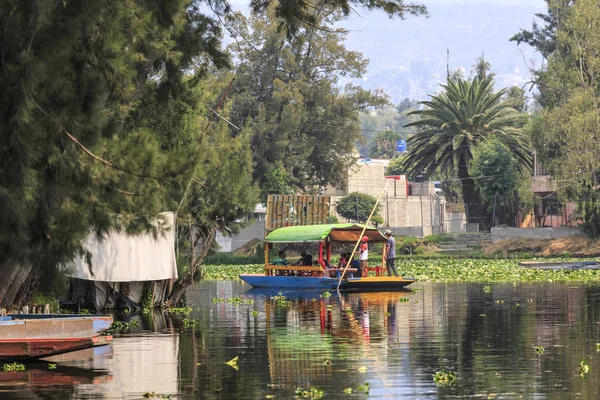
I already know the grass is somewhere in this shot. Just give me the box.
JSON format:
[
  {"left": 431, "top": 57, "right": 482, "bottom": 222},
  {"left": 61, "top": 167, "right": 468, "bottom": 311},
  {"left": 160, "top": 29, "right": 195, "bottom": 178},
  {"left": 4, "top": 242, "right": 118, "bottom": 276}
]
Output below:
[{"left": 202, "top": 257, "right": 600, "bottom": 283}]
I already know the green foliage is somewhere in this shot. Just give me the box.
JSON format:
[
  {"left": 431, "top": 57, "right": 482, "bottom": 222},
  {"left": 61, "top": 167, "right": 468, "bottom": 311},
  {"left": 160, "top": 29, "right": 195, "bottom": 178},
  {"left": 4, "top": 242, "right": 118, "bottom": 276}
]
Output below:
[
  {"left": 386, "top": 155, "right": 406, "bottom": 176},
  {"left": 471, "top": 54, "right": 495, "bottom": 81},
  {"left": 433, "top": 370, "right": 457, "bottom": 385},
  {"left": 250, "top": 0, "right": 426, "bottom": 35},
  {"left": 205, "top": 252, "right": 264, "bottom": 265},
  {"left": 401, "top": 75, "right": 531, "bottom": 225},
  {"left": 520, "top": 0, "right": 600, "bottom": 236},
  {"left": 0, "top": 0, "right": 226, "bottom": 307},
  {"left": 359, "top": 101, "right": 419, "bottom": 158},
  {"left": 371, "top": 215, "right": 384, "bottom": 227},
  {"left": 335, "top": 192, "right": 381, "bottom": 224},
  {"left": 203, "top": 257, "right": 600, "bottom": 283},
  {"left": 263, "top": 168, "right": 293, "bottom": 199},
  {"left": 505, "top": 86, "right": 528, "bottom": 113},
  {"left": 226, "top": 8, "right": 388, "bottom": 192},
  {"left": 471, "top": 139, "right": 521, "bottom": 210},
  {"left": 3, "top": 363, "right": 26, "bottom": 372},
  {"left": 108, "top": 320, "right": 139, "bottom": 333},
  {"left": 370, "top": 129, "right": 403, "bottom": 159}
]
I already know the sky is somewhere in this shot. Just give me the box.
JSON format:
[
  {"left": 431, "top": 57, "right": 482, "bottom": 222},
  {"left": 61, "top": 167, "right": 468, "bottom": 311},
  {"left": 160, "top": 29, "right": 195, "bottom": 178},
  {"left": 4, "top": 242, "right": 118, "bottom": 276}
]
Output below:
[{"left": 224, "top": 0, "right": 549, "bottom": 101}]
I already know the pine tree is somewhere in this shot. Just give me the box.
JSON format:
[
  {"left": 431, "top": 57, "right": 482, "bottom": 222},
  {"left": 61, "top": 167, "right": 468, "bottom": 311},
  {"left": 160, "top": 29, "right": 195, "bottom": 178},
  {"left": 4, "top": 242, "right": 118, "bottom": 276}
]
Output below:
[{"left": 0, "top": 0, "right": 226, "bottom": 307}]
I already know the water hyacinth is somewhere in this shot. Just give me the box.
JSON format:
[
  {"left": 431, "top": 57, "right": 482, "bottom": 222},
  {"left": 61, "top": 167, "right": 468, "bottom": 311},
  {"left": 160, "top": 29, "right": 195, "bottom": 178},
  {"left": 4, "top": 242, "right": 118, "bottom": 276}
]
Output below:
[{"left": 203, "top": 258, "right": 600, "bottom": 283}]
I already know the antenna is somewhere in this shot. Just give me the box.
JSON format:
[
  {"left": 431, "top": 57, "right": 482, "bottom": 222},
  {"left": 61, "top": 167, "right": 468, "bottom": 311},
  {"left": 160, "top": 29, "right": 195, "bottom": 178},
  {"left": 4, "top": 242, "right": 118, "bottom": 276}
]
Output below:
[{"left": 446, "top": 46, "right": 450, "bottom": 81}]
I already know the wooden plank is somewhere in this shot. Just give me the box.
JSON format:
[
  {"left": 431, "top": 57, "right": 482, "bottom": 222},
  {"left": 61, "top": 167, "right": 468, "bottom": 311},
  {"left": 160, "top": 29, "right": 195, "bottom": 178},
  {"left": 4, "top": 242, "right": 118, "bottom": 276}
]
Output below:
[{"left": 264, "top": 265, "right": 323, "bottom": 272}]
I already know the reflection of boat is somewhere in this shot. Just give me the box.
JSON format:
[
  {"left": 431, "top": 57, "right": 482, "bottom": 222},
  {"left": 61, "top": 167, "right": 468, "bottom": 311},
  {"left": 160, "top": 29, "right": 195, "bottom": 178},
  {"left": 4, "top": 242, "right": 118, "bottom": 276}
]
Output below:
[
  {"left": 239, "top": 224, "right": 415, "bottom": 291},
  {"left": 0, "top": 365, "right": 112, "bottom": 388},
  {"left": 0, "top": 314, "right": 113, "bottom": 362}
]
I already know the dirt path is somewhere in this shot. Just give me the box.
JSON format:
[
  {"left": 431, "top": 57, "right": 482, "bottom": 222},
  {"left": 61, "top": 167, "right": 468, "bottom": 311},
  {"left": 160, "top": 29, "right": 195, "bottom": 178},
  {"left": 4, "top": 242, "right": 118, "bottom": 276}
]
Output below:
[{"left": 483, "top": 235, "right": 600, "bottom": 257}]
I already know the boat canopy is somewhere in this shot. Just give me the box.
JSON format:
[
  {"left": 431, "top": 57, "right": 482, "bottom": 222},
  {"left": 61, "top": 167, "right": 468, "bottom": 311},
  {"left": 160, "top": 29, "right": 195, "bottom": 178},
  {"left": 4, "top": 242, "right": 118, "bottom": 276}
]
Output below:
[{"left": 264, "top": 223, "right": 387, "bottom": 244}]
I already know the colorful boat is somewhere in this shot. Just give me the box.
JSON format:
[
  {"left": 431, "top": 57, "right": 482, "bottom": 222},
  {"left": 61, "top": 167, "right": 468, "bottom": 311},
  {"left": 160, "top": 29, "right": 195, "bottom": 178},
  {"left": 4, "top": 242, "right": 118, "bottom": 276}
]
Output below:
[
  {"left": 239, "top": 223, "right": 415, "bottom": 291},
  {"left": 0, "top": 314, "right": 113, "bottom": 362}
]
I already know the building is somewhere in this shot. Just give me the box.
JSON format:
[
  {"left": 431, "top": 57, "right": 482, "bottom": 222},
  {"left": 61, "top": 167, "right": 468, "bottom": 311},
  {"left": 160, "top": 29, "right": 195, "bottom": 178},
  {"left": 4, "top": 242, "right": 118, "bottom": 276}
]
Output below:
[{"left": 525, "top": 150, "right": 576, "bottom": 227}]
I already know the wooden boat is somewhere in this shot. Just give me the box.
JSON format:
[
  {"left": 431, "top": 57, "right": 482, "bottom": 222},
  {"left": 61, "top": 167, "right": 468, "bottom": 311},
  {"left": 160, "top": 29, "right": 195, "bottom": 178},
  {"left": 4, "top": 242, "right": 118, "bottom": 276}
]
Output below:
[
  {"left": 239, "top": 223, "right": 415, "bottom": 291},
  {"left": 0, "top": 314, "right": 113, "bottom": 362},
  {"left": 518, "top": 260, "right": 600, "bottom": 271}
]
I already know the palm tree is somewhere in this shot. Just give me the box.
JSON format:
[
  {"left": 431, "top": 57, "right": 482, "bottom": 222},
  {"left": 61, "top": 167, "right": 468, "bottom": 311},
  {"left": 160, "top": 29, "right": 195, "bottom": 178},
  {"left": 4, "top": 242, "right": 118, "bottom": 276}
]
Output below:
[{"left": 401, "top": 77, "right": 531, "bottom": 228}]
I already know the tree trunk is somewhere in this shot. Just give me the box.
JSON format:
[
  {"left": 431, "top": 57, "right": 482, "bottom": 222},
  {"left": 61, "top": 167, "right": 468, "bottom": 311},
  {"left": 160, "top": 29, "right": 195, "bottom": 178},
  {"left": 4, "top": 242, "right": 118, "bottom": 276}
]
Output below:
[
  {"left": 167, "top": 224, "right": 217, "bottom": 307},
  {"left": 457, "top": 153, "right": 492, "bottom": 230},
  {"left": 0, "top": 260, "right": 37, "bottom": 308}
]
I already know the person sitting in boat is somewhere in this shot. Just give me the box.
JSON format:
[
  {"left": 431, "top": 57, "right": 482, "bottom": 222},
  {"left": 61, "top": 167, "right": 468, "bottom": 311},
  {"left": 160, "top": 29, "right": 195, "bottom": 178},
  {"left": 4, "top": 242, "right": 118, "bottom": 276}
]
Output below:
[
  {"left": 329, "top": 252, "right": 347, "bottom": 278},
  {"left": 274, "top": 250, "right": 288, "bottom": 266},
  {"left": 292, "top": 251, "right": 313, "bottom": 266},
  {"left": 291, "top": 251, "right": 314, "bottom": 276},
  {"left": 349, "top": 258, "right": 361, "bottom": 278},
  {"left": 273, "top": 250, "right": 291, "bottom": 276}
]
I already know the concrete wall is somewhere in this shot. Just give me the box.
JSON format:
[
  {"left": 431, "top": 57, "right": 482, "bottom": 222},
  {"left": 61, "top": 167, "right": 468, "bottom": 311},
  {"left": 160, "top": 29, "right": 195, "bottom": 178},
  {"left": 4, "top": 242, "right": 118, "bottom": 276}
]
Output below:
[
  {"left": 411, "top": 182, "right": 435, "bottom": 197},
  {"left": 216, "top": 220, "right": 266, "bottom": 252},
  {"left": 444, "top": 211, "right": 466, "bottom": 233},
  {"left": 491, "top": 226, "right": 582, "bottom": 243}
]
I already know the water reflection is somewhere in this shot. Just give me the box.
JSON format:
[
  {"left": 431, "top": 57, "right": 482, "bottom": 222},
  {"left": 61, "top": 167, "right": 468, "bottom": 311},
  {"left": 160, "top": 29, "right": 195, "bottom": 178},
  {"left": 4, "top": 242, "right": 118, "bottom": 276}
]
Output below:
[{"left": 3, "top": 282, "right": 600, "bottom": 398}]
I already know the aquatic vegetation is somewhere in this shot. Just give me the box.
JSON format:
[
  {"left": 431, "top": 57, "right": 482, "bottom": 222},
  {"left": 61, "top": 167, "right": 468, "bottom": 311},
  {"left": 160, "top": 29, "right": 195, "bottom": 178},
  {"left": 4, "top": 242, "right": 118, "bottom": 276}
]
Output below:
[
  {"left": 483, "top": 285, "right": 492, "bottom": 293},
  {"left": 211, "top": 296, "right": 254, "bottom": 307},
  {"left": 535, "top": 345, "right": 545, "bottom": 354},
  {"left": 251, "top": 310, "right": 260, "bottom": 317},
  {"left": 433, "top": 370, "right": 457, "bottom": 385},
  {"left": 47, "top": 363, "right": 57, "bottom": 370},
  {"left": 596, "top": 343, "right": 600, "bottom": 351},
  {"left": 204, "top": 264, "right": 263, "bottom": 280},
  {"left": 108, "top": 320, "right": 139, "bottom": 333},
  {"left": 272, "top": 293, "right": 291, "bottom": 307},
  {"left": 225, "top": 356, "right": 239, "bottom": 371},
  {"left": 168, "top": 307, "right": 192, "bottom": 315},
  {"left": 399, "top": 297, "right": 410, "bottom": 303},
  {"left": 294, "top": 387, "right": 324, "bottom": 399},
  {"left": 343, "top": 387, "right": 354, "bottom": 394},
  {"left": 322, "top": 291, "right": 332, "bottom": 298},
  {"left": 358, "top": 366, "right": 368, "bottom": 372},
  {"left": 142, "top": 392, "right": 173, "bottom": 399},
  {"left": 183, "top": 318, "right": 198, "bottom": 328},
  {"left": 204, "top": 258, "right": 600, "bottom": 284},
  {"left": 358, "top": 382, "right": 370, "bottom": 394},
  {"left": 3, "top": 362, "right": 25, "bottom": 371},
  {"left": 579, "top": 359, "right": 590, "bottom": 377},
  {"left": 344, "top": 307, "right": 353, "bottom": 313}
]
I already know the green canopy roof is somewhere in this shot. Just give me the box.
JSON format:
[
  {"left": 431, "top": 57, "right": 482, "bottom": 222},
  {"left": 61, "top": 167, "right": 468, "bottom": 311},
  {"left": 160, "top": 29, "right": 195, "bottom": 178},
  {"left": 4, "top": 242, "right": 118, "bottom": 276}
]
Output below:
[{"left": 264, "top": 223, "right": 386, "bottom": 243}]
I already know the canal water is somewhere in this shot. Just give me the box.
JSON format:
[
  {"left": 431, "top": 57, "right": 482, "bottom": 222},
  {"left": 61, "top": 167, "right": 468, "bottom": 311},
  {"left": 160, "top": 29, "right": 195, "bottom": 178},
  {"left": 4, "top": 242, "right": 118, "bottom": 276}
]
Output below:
[{"left": 3, "top": 281, "right": 600, "bottom": 399}]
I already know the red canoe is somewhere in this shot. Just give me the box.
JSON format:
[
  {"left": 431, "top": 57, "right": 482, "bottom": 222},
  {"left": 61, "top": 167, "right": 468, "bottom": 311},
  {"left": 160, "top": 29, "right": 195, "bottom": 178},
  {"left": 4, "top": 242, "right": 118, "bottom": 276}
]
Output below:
[{"left": 0, "top": 314, "right": 113, "bottom": 362}]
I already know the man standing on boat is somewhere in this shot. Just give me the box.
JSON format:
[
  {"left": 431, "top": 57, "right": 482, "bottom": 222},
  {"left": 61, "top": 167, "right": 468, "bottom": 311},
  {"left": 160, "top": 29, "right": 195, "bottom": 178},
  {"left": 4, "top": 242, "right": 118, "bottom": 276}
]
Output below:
[
  {"left": 384, "top": 230, "right": 399, "bottom": 277},
  {"left": 358, "top": 236, "right": 369, "bottom": 277}
]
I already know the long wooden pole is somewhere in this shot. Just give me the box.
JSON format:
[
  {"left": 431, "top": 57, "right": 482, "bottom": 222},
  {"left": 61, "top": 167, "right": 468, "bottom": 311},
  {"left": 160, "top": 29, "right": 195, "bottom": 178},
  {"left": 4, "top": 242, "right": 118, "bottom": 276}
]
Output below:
[{"left": 336, "top": 180, "right": 389, "bottom": 290}]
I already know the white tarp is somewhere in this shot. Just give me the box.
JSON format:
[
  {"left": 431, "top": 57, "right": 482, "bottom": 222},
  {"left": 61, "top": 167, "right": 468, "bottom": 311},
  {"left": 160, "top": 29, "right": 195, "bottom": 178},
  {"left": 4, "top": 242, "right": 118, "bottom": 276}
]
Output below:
[{"left": 65, "top": 212, "right": 178, "bottom": 282}]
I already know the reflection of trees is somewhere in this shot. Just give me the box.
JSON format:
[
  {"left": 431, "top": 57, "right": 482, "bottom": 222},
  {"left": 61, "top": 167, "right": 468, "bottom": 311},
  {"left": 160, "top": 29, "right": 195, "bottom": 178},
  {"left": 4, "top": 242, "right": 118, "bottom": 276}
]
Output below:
[
  {"left": 409, "top": 283, "right": 600, "bottom": 398},
  {"left": 175, "top": 281, "right": 600, "bottom": 398}
]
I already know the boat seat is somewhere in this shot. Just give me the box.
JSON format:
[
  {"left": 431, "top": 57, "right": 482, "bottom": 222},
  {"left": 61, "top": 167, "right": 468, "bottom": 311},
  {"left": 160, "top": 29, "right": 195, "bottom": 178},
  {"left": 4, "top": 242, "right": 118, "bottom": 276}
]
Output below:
[{"left": 264, "top": 265, "right": 324, "bottom": 276}]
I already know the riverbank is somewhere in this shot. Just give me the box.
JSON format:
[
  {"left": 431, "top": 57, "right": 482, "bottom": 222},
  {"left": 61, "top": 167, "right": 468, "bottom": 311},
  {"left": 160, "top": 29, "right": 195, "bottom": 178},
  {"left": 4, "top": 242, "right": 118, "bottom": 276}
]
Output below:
[
  {"left": 203, "top": 257, "right": 600, "bottom": 283},
  {"left": 483, "top": 235, "right": 600, "bottom": 257}
]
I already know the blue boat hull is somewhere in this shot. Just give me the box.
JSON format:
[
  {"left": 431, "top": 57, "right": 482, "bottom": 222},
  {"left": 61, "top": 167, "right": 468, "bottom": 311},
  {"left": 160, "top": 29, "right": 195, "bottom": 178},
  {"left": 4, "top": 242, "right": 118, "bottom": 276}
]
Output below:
[
  {"left": 239, "top": 274, "right": 339, "bottom": 289},
  {"left": 239, "top": 274, "right": 415, "bottom": 291}
]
